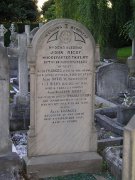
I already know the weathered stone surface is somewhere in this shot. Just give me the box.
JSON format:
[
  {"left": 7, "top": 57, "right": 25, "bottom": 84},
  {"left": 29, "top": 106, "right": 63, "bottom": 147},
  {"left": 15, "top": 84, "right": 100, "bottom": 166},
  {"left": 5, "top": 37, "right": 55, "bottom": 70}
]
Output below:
[
  {"left": 30, "top": 27, "right": 39, "bottom": 42},
  {"left": 103, "top": 146, "right": 122, "bottom": 180},
  {"left": 8, "top": 56, "right": 18, "bottom": 77},
  {"left": 18, "top": 34, "right": 28, "bottom": 97},
  {"left": 26, "top": 19, "right": 101, "bottom": 177},
  {"left": 0, "top": 152, "right": 22, "bottom": 180},
  {"left": 26, "top": 152, "right": 101, "bottom": 178},
  {"left": 117, "top": 105, "right": 135, "bottom": 125},
  {"left": 96, "top": 63, "right": 128, "bottom": 100},
  {"left": 95, "top": 96, "right": 117, "bottom": 108},
  {"left": 10, "top": 102, "right": 30, "bottom": 131},
  {"left": 25, "top": 25, "right": 31, "bottom": 46},
  {"left": 0, "top": 45, "right": 11, "bottom": 154},
  {"left": 122, "top": 114, "right": 135, "bottom": 180},
  {"left": 95, "top": 44, "right": 101, "bottom": 67},
  {"left": 96, "top": 114, "right": 124, "bottom": 136},
  {"left": 128, "top": 76, "right": 135, "bottom": 93},
  {"left": 98, "top": 137, "right": 123, "bottom": 152}
]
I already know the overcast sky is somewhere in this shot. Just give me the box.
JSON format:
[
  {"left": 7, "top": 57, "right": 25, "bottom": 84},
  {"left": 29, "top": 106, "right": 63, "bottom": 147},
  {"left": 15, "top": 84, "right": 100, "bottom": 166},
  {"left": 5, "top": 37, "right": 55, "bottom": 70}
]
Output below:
[{"left": 37, "top": 0, "right": 48, "bottom": 10}]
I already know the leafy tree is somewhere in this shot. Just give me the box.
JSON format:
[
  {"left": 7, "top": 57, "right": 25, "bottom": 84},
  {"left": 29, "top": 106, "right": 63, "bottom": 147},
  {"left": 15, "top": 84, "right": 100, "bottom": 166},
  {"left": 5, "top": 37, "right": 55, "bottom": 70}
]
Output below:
[
  {"left": 0, "top": 0, "right": 39, "bottom": 22},
  {"left": 55, "top": 0, "right": 79, "bottom": 19},
  {"left": 42, "top": 0, "right": 56, "bottom": 21},
  {"left": 43, "top": 0, "right": 132, "bottom": 50},
  {"left": 108, "top": 0, "right": 132, "bottom": 47},
  {"left": 55, "top": 0, "right": 62, "bottom": 18}
]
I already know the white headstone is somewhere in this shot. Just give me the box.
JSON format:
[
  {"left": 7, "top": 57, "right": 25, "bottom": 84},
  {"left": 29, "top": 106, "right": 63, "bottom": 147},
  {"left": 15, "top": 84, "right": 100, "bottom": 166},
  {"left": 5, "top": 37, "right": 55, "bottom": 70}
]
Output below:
[
  {"left": 18, "top": 34, "right": 28, "bottom": 97},
  {"left": 25, "top": 25, "right": 30, "bottom": 46},
  {"left": 26, "top": 19, "right": 101, "bottom": 178}
]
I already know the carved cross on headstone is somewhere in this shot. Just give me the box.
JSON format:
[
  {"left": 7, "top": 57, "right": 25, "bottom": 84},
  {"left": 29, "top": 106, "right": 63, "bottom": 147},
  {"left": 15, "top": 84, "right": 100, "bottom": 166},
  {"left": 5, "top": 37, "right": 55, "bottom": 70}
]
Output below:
[
  {"left": 9, "top": 23, "right": 17, "bottom": 48},
  {"left": 9, "top": 23, "right": 16, "bottom": 35},
  {"left": 0, "top": 25, "right": 7, "bottom": 37},
  {"left": 0, "top": 25, "right": 7, "bottom": 46}
]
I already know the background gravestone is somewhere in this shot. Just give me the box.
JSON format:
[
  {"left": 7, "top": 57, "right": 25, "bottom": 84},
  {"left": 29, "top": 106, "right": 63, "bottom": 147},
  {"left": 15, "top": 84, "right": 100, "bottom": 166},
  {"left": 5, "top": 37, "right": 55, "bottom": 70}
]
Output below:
[
  {"left": 96, "top": 63, "right": 128, "bottom": 100},
  {"left": 26, "top": 19, "right": 102, "bottom": 178},
  {"left": 0, "top": 45, "right": 11, "bottom": 154},
  {"left": 18, "top": 34, "right": 28, "bottom": 97}
]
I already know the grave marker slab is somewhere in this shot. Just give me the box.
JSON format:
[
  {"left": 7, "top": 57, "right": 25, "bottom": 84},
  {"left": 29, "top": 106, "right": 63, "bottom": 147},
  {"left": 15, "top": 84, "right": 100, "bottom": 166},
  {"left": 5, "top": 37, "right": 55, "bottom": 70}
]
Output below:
[
  {"left": 26, "top": 19, "right": 101, "bottom": 178},
  {"left": 0, "top": 45, "right": 11, "bottom": 154},
  {"left": 96, "top": 63, "right": 128, "bottom": 100},
  {"left": 18, "top": 34, "right": 28, "bottom": 97}
]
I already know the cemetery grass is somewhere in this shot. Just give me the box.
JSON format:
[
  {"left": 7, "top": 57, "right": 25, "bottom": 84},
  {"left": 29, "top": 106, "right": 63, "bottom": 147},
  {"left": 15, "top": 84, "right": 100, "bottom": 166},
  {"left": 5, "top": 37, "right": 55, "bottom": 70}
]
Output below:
[
  {"left": 41, "top": 172, "right": 116, "bottom": 180},
  {"left": 117, "top": 46, "right": 131, "bottom": 63}
]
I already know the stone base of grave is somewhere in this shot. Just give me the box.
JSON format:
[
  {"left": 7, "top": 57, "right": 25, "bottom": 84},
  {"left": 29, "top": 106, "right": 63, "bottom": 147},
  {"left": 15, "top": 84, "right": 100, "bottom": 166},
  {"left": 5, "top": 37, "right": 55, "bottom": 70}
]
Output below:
[{"left": 25, "top": 152, "right": 102, "bottom": 179}]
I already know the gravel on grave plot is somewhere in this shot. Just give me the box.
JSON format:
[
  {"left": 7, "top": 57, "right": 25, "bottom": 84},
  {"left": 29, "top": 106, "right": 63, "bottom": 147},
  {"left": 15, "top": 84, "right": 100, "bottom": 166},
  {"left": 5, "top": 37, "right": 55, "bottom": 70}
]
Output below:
[{"left": 11, "top": 131, "right": 27, "bottom": 158}]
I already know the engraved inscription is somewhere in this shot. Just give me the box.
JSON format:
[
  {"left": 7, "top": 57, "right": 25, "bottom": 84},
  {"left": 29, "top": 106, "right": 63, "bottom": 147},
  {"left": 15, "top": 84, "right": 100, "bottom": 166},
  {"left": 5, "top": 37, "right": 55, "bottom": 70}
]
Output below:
[
  {"left": 36, "top": 23, "right": 93, "bottom": 130},
  {"left": 37, "top": 41, "right": 92, "bottom": 125}
]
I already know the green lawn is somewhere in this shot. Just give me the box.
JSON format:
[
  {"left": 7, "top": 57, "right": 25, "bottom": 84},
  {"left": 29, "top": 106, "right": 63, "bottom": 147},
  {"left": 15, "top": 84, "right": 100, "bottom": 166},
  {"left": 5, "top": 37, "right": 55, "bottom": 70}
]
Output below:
[
  {"left": 117, "top": 46, "right": 131, "bottom": 63},
  {"left": 117, "top": 46, "right": 132, "bottom": 64}
]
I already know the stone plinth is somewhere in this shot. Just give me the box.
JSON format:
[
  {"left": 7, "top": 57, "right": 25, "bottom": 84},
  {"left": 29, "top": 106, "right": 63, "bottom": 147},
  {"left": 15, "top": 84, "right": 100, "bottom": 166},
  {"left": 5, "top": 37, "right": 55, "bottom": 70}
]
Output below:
[
  {"left": 26, "top": 152, "right": 101, "bottom": 178},
  {"left": 26, "top": 19, "right": 102, "bottom": 178}
]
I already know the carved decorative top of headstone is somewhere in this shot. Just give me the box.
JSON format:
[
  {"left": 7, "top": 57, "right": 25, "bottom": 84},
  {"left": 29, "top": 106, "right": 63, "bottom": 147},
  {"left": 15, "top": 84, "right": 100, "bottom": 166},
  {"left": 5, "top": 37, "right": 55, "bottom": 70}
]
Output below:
[
  {"left": 0, "top": 25, "right": 7, "bottom": 37},
  {"left": 9, "top": 23, "right": 17, "bottom": 47}
]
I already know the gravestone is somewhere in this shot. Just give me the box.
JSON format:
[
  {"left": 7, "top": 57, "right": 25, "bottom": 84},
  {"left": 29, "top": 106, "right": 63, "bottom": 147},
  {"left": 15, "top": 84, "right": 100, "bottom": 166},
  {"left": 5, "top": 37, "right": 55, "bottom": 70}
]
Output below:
[
  {"left": 30, "top": 27, "right": 39, "bottom": 42},
  {"left": 8, "top": 24, "right": 18, "bottom": 78},
  {"left": 122, "top": 114, "right": 135, "bottom": 180},
  {"left": 96, "top": 63, "right": 128, "bottom": 100},
  {"left": 26, "top": 19, "right": 102, "bottom": 178},
  {"left": 0, "top": 46, "right": 22, "bottom": 177},
  {"left": 18, "top": 34, "right": 28, "bottom": 97},
  {"left": 0, "top": 45, "right": 11, "bottom": 154},
  {"left": 25, "top": 25, "right": 31, "bottom": 46}
]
